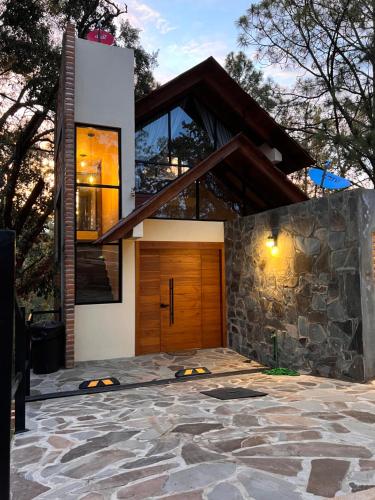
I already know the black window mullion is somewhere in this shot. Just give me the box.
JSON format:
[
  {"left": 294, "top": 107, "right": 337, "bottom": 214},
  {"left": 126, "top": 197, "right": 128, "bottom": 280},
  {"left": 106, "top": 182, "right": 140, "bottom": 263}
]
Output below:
[
  {"left": 168, "top": 110, "right": 172, "bottom": 164},
  {"left": 77, "top": 183, "right": 120, "bottom": 189},
  {"left": 75, "top": 124, "right": 122, "bottom": 305},
  {"left": 214, "top": 116, "right": 218, "bottom": 149},
  {"left": 195, "top": 179, "right": 200, "bottom": 220}
]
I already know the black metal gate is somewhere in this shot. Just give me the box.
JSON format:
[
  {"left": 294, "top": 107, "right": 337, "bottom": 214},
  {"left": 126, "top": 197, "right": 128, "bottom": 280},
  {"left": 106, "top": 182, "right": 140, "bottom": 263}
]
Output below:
[{"left": 0, "top": 230, "right": 30, "bottom": 500}]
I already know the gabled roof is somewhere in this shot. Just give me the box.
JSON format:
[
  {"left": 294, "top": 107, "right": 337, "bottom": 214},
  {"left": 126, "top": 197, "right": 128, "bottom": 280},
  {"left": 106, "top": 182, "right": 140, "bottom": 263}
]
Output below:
[
  {"left": 95, "top": 133, "right": 308, "bottom": 244},
  {"left": 136, "top": 57, "right": 314, "bottom": 174}
]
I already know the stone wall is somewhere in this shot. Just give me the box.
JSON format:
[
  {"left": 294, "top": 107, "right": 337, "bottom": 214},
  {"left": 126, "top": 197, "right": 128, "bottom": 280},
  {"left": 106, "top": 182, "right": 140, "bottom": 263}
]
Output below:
[{"left": 225, "top": 189, "right": 375, "bottom": 381}]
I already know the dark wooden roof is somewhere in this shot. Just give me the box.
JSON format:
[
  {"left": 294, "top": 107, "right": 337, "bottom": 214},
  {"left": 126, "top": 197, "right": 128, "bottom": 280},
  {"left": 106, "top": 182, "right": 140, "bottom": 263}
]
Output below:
[
  {"left": 95, "top": 133, "right": 308, "bottom": 244},
  {"left": 136, "top": 57, "right": 314, "bottom": 175}
]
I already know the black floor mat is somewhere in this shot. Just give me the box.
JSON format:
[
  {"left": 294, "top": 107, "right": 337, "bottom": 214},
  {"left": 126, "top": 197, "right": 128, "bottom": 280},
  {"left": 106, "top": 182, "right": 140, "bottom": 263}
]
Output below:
[{"left": 201, "top": 387, "right": 268, "bottom": 400}]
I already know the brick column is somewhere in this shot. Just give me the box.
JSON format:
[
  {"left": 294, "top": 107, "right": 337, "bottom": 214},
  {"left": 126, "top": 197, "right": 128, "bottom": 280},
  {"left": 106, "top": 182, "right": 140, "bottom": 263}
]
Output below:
[
  {"left": 63, "top": 24, "right": 76, "bottom": 368},
  {"left": 55, "top": 24, "right": 76, "bottom": 368}
]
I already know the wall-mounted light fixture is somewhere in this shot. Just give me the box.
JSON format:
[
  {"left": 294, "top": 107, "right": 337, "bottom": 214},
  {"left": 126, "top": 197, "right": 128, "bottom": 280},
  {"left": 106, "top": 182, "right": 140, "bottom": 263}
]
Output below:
[
  {"left": 266, "top": 234, "right": 278, "bottom": 255},
  {"left": 266, "top": 235, "right": 276, "bottom": 248}
]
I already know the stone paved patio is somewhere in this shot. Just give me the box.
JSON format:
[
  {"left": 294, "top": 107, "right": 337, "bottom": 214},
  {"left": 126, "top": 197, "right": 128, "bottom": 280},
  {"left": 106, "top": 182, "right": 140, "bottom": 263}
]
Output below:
[
  {"left": 12, "top": 371, "right": 375, "bottom": 499},
  {"left": 30, "top": 348, "right": 261, "bottom": 395}
]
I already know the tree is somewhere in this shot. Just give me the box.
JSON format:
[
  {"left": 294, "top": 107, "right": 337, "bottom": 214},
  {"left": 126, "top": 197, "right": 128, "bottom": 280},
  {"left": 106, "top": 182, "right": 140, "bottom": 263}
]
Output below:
[
  {"left": 224, "top": 51, "right": 277, "bottom": 112},
  {"left": 236, "top": 0, "right": 375, "bottom": 187},
  {"left": 0, "top": 0, "right": 158, "bottom": 301},
  {"left": 119, "top": 20, "right": 158, "bottom": 100}
]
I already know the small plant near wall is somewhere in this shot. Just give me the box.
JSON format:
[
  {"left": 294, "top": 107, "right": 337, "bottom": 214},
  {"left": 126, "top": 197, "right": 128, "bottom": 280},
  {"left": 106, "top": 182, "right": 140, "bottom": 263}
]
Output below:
[
  {"left": 265, "top": 331, "right": 300, "bottom": 376},
  {"left": 264, "top": 367, "right": 300, "bottom": 376}
]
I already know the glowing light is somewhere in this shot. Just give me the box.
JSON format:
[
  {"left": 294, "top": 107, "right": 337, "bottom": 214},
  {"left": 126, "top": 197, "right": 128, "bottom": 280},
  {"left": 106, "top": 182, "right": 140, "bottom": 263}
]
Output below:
[
  {"left": 76, "top": 191, "right": 79, "bottom": 215},
  {"left": 80, "top": 160, "right": 86, "bottom": 167},
  {"left": 39, "top": 141, "right": 50, "bottom": 151},
  {"left": 266, "top": 236, "right": 275, "bottom": 248},
  {"left": 271, "top": 246, "right": 279, "bottom": 256},
  {"left": 88, "top": 175, "right": 95, "bottom": 184}
]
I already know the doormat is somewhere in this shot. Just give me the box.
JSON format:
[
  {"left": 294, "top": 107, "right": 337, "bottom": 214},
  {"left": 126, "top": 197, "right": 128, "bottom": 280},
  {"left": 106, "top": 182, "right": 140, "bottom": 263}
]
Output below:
[
  {"left": 79, "top": 377, "right": 120, "bottom": 390},
  {"left": 201, "top": 387, "right": 268, "bottom": 400},
  {"left": 167, "top": 350, "right": 197, "bottom": 356},
  {"left": 175, "top": 367, "right": 211, "bottom": 378}
]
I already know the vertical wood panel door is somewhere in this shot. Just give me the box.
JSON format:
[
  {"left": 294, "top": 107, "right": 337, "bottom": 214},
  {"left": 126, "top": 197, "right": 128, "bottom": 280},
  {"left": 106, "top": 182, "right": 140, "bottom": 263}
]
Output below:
[{"left": 137, "top": 243, "right": 224, "bottom": 355}]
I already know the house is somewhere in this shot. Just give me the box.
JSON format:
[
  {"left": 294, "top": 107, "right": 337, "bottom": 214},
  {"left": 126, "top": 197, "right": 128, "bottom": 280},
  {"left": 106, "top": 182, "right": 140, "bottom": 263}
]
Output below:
[{"left": 55, "top": 24, "right": 313, "bottom": 368}]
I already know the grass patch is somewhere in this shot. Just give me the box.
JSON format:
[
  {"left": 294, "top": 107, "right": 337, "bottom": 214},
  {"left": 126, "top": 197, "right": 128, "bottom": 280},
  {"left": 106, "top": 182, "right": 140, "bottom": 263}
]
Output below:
[{"left": 263, "top": 367, "right": 300, "bottom": 376}]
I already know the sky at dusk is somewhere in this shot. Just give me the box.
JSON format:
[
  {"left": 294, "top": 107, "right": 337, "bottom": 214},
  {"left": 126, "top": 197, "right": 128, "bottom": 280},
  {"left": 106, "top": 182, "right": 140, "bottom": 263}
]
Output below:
[{"left": 124, "top": 0, "right": 298, "bottom": 86}]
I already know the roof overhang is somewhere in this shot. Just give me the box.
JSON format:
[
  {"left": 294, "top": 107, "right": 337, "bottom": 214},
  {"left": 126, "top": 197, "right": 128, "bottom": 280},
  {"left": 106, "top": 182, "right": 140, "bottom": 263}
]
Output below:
[
  {"left": 135, "top": 57, "right": 314, "bottom": 174},
  {"left": 95, "top": 133, "right": 308, "bottom": 244}
]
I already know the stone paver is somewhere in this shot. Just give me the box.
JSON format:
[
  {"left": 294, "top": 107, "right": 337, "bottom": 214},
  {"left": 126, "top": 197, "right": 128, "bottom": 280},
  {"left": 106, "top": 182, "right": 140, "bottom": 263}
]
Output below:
[
  {"left": 11, "top": 371, "right": 375, "bottom": 499},
  {"left": 307, "top": 459, "right": 350, "bottom": 497},
  {"left": 30, "top": 348, "right": 259, "bottom": 395}
]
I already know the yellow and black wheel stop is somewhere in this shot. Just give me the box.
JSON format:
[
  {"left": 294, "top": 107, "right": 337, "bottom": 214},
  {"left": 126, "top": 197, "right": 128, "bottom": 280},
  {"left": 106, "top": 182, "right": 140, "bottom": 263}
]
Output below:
[
  {"left": 79, "top": 377, "right": 120, "bottom": 390},
  {"left": 175, "top": 367, "right": 211, "bottom": 378}
]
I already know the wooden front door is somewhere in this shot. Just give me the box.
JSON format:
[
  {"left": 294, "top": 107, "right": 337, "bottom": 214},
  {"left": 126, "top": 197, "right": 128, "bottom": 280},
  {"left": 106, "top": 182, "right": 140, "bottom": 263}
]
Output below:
[{"left": 136, "top": 242, "right": 225, "bottom": 355}]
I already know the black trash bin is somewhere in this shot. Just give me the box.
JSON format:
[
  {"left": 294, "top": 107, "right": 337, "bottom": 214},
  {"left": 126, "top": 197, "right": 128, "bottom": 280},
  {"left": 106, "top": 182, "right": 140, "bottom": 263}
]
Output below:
[{"left": 30, "top": 321, "right": 65, "bottom": 374}]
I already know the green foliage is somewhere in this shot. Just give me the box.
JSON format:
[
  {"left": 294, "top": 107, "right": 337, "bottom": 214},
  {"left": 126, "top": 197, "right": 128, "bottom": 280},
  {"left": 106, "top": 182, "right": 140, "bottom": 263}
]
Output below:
[
  {"left": 225, "top": 51, "right": 277, "bottom": 112},
  {"left": 0, "top": 0, "right": 158, "bottom": 306},
  {"left": 118, "top": 20, "right": 158, "bottom": 100},
  {"left": 237, "top": 0, "right": 375, "bottom": 188},
  {"left": 263, "top": 368, "right": 300, "bottom": 376}
]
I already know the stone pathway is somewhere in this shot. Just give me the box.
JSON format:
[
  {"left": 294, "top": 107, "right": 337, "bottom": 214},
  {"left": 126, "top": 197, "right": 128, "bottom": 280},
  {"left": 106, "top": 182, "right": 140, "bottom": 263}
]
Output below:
[
  {"left": 12, "top": 372, "right": 375, "bottom": 499},
  {"left": 30, "top": 348, "right": 261, "bottom": 395}
]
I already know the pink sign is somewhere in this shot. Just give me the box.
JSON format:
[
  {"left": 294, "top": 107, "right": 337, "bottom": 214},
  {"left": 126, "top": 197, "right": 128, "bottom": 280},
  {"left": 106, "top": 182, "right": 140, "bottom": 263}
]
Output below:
[{"left": 86, "top": 29, "right": 114, "bottom": 46}]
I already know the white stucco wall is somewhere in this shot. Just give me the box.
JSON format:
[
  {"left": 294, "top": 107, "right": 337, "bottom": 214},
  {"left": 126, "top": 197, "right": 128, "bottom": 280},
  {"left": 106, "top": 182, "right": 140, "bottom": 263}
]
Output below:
[
  {"left": 74, "top": 38, "right": 136, "bottom": 362},
  {"left": 75, "top": 239, "right": 135, "bottom": 362},
  {"left": 140, "top": 219, "right": 224, "bottom": 242},
  {"left": 74, "top": 38, "right": 135, "bottom": 216},
  {"left": 75, "top": 220, "right": 224, "bottom": 361},
  {"left": 73, "top": 40, "right": 225, "bottom": 362}
]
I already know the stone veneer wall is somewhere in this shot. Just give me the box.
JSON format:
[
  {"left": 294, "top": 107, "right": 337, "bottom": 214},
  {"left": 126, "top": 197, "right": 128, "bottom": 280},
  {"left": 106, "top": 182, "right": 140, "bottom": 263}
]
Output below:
[{"left": 225, "top": 189, "right": 375, "bottom": 381}]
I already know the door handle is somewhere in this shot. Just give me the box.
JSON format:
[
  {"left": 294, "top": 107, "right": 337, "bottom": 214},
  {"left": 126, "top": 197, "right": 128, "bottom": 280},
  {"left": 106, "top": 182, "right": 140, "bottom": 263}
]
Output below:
[
  {"left": 169, "top": 278, "right": 174, "bottom": 325},
  {"left": 160, "top": 303, "right": 169, "bottom": 308}
]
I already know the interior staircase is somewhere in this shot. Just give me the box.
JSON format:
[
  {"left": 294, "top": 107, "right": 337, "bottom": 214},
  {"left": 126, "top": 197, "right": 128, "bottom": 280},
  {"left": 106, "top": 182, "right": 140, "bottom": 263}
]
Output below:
[{"left": 76, "top": 245, "right": 114, "bottom": 303}]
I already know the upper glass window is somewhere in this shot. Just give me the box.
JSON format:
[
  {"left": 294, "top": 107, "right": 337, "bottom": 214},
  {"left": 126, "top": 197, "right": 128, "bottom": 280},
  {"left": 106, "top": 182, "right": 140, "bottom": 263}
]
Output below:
[
  {"left": 75, "top": 126, "right": 120, "bottom": 242},
  {"left": 135, "top": 97, "right": 233, "bottom": 193},
  {"left": 76, "top": 126, "right": 119, "bottom": 187},
  {"left": 75, "top": 125, "right": 121, "bottom": 305},
  {"left": 135, "top": 114, "right": 168, "bottom": 163},
  {"left": 135, "top": 98, "right": 241, "bottom": 222}
]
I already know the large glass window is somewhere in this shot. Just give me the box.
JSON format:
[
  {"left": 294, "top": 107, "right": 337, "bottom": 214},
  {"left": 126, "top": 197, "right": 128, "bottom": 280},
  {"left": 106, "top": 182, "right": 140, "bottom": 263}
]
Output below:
[
  {"left": 76, "top": 244, "right": 120, "bottom": 304},
  {"left": 75, "top": 125, "right": 121, "bottom": 304},
  {"left": 135, "top": 97, "right": 232, "bottom": 194},
  {"left": 135, "top": 98, "right": 237, "bottom": 221},
  {"left": 154, "top": 177, "right": 241, "bottom": 221},
  {"left": 154, "top": 185, "right": 197, "bottom": 219}
]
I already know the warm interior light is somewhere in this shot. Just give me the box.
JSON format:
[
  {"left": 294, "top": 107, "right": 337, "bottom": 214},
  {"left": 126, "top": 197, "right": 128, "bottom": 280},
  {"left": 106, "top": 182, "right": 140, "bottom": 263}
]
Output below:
[
  {"left": 80, "top": 160, "right": 86, "bottom": 167},
  {"left": 75, "top": 191, "right": 79, "bottom": 215},
  {"left": 271, "top": 246, "right": 279, "bottom": 256},
  {"left": 88, "top": 175, "right": 95, "bottom": 184},
  {"left": 266, "top": 236, "right": 275, "bottom": 248}
]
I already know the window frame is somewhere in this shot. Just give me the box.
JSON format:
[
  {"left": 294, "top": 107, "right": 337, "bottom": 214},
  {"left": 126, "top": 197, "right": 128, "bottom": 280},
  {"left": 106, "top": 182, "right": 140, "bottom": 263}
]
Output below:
[
  {"left": 135, "top": 103, "right": 216, "bottom": 192},
  {"left": 74, "top": 123, "right": 122, "bottom": 305},
  {"left": 135, "top": 102, "right": 239, "bottom": 221}
]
